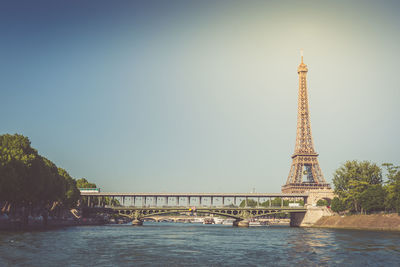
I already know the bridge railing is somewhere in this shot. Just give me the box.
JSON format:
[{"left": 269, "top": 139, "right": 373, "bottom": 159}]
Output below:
[{"left": 81, "top": 193, "right": 308, "bottom": 209}]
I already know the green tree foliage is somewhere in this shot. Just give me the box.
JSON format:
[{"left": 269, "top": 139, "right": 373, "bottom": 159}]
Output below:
[
  {"left": 76, "top": 178, "right": 97, "bottom": 189},
  {"left": 239, "top": 199, "right": 258, "bottom": 207},
  {"left": 58, "top": 168, "right": 81, "bottom": 208},
  {"left": 106, "top": 197, "right": 121, "bottom": 206},
  {"left": 330, "top": 197, "right": 346, "bottom": 213},
  {"left": 358, "top": 184, "right": 385, "bottom": 213},
  {"left": 383, "top": 163, "right": 400, "bottom": 213},
  {"left": 238, "top": 198, "right": 304, "bottom": 207},
  {"left": 0, "top": 134, "right": 81, "bottom": 211},
  {"left": 333, "top": 160, "right": 383, "bottom": 212},
  {"left": 316, "top": 199, "right": 329, "bottom": 206}
]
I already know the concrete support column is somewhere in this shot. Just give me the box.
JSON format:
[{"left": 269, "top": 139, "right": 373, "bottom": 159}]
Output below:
[
  {"left": 122, "top": 197, "right": 125, "bottom": 206},
  {"left": 210, "top": 197, "right": 213, "bottom": 207},
  {"left": 154, "top": 197, "right": 157, "bottom": 207},
  {"left": 222, "top": 197, "right": 225, "bottom": 206},
  {"left": 165, "top": 197, "right": 168, "bottom": 206},
  {"left": 234, "top": 197, "right": 237, "bottom": 206},
  {"left": 187, "top": 196, "right": 190, "bottom": 206},
  {"left": 176, "top": 197, "right": 179, "bottom": 206},
  {"left": 199, "top": 197, "right": 202, "bottom": 206}
]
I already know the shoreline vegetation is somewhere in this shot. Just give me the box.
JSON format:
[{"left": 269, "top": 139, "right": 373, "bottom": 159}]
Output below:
[{"left": 0, "top": 134, "right": 106, "bottom": 231}]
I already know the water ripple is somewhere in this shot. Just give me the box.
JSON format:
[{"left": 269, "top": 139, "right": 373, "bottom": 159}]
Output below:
[{"left": 1, "top": 223, "right": 400, "bottom": 266}]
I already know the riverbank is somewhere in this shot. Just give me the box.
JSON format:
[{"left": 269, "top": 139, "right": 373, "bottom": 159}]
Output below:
[
  {"left": 313, "top": 213, "right": 400, "bottom": 231},
  {"left": 0, "top": 214, "right": 106, "bottom": 231}
]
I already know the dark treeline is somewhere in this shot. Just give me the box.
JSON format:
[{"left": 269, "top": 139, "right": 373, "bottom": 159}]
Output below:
[
  {"left": 331, "top": 160, "right": 400, "bottom": 214},
  {"left": 238, "top": 198, "right": 304, "bottom": 207},
  {"left": 0, "top": 134, "right": 94, "bottom": 223}
]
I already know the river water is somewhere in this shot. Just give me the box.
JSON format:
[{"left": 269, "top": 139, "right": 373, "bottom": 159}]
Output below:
[{"left": 0, "top": 223, "right": 399, "bottom": 266}]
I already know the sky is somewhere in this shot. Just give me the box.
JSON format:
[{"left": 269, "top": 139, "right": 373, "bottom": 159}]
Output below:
[{"left": 1, "top": 0, "right": 399, "bottom": 193}]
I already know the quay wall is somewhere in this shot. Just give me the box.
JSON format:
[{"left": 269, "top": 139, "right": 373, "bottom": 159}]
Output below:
[
  {"left": 290, "top": 206, "right": 333, "bottom": 227},
  {"left": 313, "top": 214, "right": 400, "bottom": 231}
]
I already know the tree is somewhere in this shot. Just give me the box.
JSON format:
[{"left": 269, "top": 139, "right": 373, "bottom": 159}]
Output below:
[
  {"left": 333, "top": 160, "right": 383, "bottom": 212},
  {"left": 58, "top": 168, "right": 81, "bottom": 208},
  {"left": 358, "top": 184, "right": 385, "bottom": 213},
  {"left": 383, "top": 163, "right": 400, "bottom": 213},
  {"left": 0, "top": 134, "right": 81, "bottom": 222},
  {"left": 331, "top": 197, "right": 346, "bottom": 213},
  {"left": 316, "top": 199, "right": 329, "bottom": 207},
  {"left": 76, "top": 178, "right": 97, "bottom": 189},
  {"left": 239, "top": 199, "right": 258, "bottom": 207}
]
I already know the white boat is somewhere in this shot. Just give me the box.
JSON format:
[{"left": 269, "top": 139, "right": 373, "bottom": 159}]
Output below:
[
  {"left": 192, "top": 217, "right": 204, "bottom": 224},
  {"left": 214, "top": 218, "right": 225, "bottom": 224},
  {"left": 222, "top": 219, "right": 235, "bottom": 226},
  {"left": 249, "top": 220, "right": 269, "bottom": 227}
]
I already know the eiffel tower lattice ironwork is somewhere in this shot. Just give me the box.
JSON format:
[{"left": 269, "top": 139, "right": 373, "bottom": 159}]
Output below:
[{"left": 282, "top": 53, "right": 331, "bottom": 193}]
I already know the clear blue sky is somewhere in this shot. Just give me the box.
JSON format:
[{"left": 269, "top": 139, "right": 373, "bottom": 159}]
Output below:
[{"left": 1, "top": 0, "right": 399, "bottom": 192}]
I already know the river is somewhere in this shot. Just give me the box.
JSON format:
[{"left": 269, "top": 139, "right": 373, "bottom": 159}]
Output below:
[{"left": 1, "top": 223, "right": 399, "bottom": 266}]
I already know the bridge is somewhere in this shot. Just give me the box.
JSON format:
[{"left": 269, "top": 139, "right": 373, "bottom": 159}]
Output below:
[
  {"left": 80, "top": 192, "right": 309, "bottom": 207},
  {"left": 80, "top": 192, "right": 311, "bottom": 226}
]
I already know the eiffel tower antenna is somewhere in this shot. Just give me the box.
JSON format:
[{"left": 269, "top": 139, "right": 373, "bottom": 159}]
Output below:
[
  {"left": 282, "top": 52, "right": 331, "bottom": 193},
  {"left": 300, "top": 49, "right": 304, "bottom": 63}
]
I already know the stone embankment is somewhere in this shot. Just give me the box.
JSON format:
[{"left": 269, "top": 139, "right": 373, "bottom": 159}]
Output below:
[
  {"left": 0, "top": 208, "right": 105, "bottom": 231},
  {"left": 313, "top": 214, "right": 400, "bottom": 231}
]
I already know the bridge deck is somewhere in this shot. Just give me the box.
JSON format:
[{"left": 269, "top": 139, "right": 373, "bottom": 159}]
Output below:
[{"left": 81, "top": 192, "right": 308, "bottom": 198}]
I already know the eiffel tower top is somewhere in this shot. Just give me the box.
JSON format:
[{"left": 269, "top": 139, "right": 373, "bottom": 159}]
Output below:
[{"left": 297, "top": 50, "right": 308, "bottom": 73}]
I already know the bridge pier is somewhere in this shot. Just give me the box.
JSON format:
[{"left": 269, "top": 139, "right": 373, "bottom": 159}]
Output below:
[
  {"left": 131, "top": 219, "right": 143, "bottom": 226},
  {"left": 290, "top": 206, "right": 333, "bottom": 227},
  {"left": 232, "top": 219, "right": 249, "bottom": 227}
]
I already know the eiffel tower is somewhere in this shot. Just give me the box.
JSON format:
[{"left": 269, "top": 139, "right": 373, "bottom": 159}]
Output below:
[{"left": 282, "top": 53, "right": 331, "bottom": 194}]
